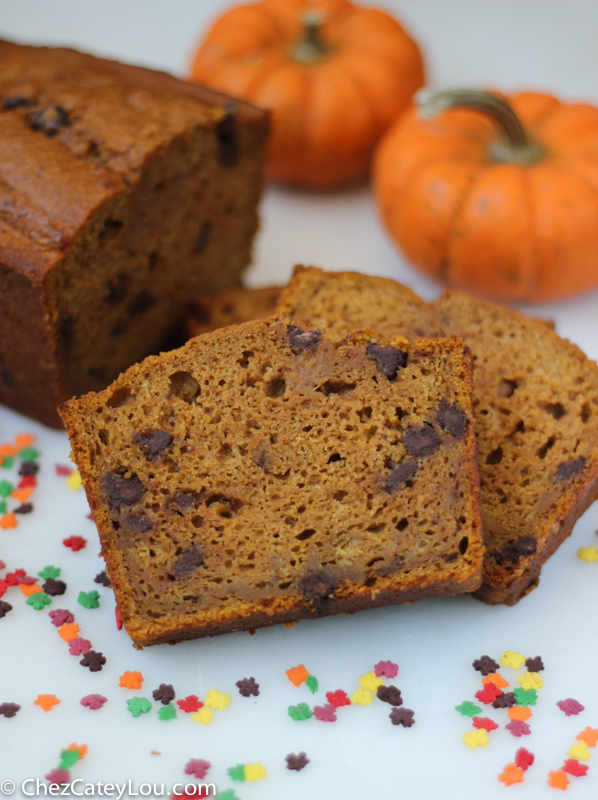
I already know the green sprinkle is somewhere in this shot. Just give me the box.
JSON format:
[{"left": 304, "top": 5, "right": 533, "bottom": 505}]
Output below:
[
  {"left": 513, "top": 688, "right": 537, "bottom": 706},
  {"left": 218, "top": 792, "right": 240, "bottom": 800},
  {"left": 126, "top": 697, "right": 152, "bottom": 718},
  {"left": 305, "top": 675, "right": 318, "bottom": 694},
  {"left": 227, "top": 764, "right": 246, "bottom": 782},
  {"left": 19, "top": 448, "right": 40, "bottom": 461},
  {"left": 0, "top": 500, "right": 7, "bottom": 514},
  {"left": 288, "top": 702, "right": 313, "bottom": 721},
  {"left": 455, "top": 701, "right": 482, "bottom": 717},
  {"left": 58, "top": 749, "right": 81, "bottom": 770},
  {"left": 26, "top": 593, "right": 52, "bottom": 610},
  {"left": 78, "top": 590, "right": 100, "bottom": 609},
  {"left": 1, "top": 457, "right": 15, "bottom": 469},
  {"left": 0, "top": 480, "right": 13, "bottom": 498},
  {"left": 38, "top": 565, "right": 61, "bottom": 580},
  {"left": 157, "top": 703, "right": 177, "bottom": 721}
]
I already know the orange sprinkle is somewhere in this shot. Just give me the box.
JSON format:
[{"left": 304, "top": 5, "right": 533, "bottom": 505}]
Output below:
[
  {"left": 119, "top": 670, "right": 144, "bottom": 689},
  {"left": 34, "top": 694, "right": 61, "bottom": 712},
  {"left": 0, "top": 513, "right": 18, "bottom": 530},
  {"left": 508, "top": 705, "right": 532, "bottom": 722},
  {"left": 12, "top": 487, "right": 34, "bottom": 504},
  {"left": 0, "top": 443, "right": 17, "bottom": 458},
  {"left": 20, "top": 583, "right": 42, "bottom": 597},
  {"left": 577, "top": 727, "right": 598, "bottom": 747},
  {"left": 547, "top": 770, "right": 570, "bottom": 790},
  {"left": 15, "top": 433, "right": 36, "bottom": 449},
  {"left": 482, "top": 672, "right": 509, "bottom": 688},
  {"left": 498, "top": 763, "right": 524, "bottom": 786},
  {"left": 285, "top": 664, "right": 309, "bottom": 686},
  {"left": 58, "top": 623, "right": 80, "bottom": 642},
  {"left": 66, "top": 743, "right": 87, "bottom": 759}
]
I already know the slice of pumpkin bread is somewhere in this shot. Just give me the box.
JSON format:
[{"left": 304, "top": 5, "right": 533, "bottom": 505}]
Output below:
[
  {"left": 60, "top": 315, "right": 483, "bottom": 646},
  {"left": 187, "top": 285, "right": 281, "bottom": 338},
  {"left": 275, "top": 266, "right": 598, "bottom": 604},
  {"left": 434, "top": 291, "right": 598, "bottom": 604}
]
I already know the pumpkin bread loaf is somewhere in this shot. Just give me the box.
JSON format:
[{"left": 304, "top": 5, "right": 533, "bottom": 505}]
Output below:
[
  {"left": 61, "top": 316, "right": 484, "bottom": 646},
  {"left": 435, "top": 291, "right": 598, "bottom": 604},
  {"left": 187, "top": 285, "right": 281, "bottom": 338},
  {"left": 0, "top": 40, "right": 269, "bottom": 428},
  {"left": 275, "top": 266, "right": 598, "bottom": 604}
]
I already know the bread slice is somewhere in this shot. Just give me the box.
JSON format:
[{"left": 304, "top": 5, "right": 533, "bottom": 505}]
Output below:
[
  {"left": 60, "top": 315, "right": 483, "bottom": 646},
  {"left": 434, "top": 291, "right": 598, "bottom": 604},
  {"left": 187, "top": 285, "right": 281, "bottom": 339},
  {"left": 0, "top": 40, "right": 269, "bottom": 428},
  {"left": 275, "top": 266, "right": 598, "bottom": 604}
]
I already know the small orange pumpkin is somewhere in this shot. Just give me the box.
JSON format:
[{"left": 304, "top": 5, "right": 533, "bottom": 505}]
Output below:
[
  {"left": 190, "top": 0, "right": 425, "bottom": 189},
  {"left": 374, "top": 89, "right": 598, "bottom": 303}
]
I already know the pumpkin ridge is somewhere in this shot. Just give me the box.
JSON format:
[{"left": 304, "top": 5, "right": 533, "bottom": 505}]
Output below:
[{"left": 443, "top": 164, "right": 491, "bottom": 285}]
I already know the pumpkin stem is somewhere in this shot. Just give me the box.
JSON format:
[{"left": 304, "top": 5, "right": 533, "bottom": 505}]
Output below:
[
  {"left": 417, "top": 89, "right": 545, "bottom": 166},
  {"left": 290, "top": 11, "right": 329, "bottom": 64}
]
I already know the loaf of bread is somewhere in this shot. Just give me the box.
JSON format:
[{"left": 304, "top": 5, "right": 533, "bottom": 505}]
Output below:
[
  {"left": 61, "top": 316, "right": 484, "bottom": 646},
  {"left": 187, "top": 285, "right": 281, "bottom": 338},
  {"left": 0, "top": 40, "right": 269, "bottom": 428},
  {"left": 275, "top": 266, "right": 598, "bottom": 604}
]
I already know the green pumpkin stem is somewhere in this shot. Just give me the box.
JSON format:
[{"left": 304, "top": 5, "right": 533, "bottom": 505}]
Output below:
[
  {"left": 290, "top": 12, "right": 329, "bottom": 64},
  {"left": 417, "top": 89, "right": 545, "bottom": 166}
]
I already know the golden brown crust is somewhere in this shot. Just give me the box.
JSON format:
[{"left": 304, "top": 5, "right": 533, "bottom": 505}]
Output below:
[
  {"left": 61, "top": 316, "right": 483, "bottom": 645},
  {"left": 0, "top": 40, "right": 269, "bottom": 427}
]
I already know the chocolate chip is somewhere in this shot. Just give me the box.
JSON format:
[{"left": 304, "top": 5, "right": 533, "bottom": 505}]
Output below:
[
  {"left": 28, "top": 104, "right": 70, "bottom": 136},
  {"left": 132, "top": 429, "right": 173, "bottom": 461},
  {"left": 99, "top": 219, "right": 124, "bottom": 239},
  {"left": 94, "top": 571, "right": 111, "bottom": 587},
  {"left": 123, "top": 514, "right": 154, "bottom": 533},
  {"left": 43, "top": 578, "right": 66, "bottom": 596},
  {"left": 172, "top": 545, "right": 204, "bottom": 577},
  {"left": 495, "top": 535, "right": 537, "bottom": 567},
  {"left": 103, "top": 273, "right": 129, "bottom": 304},
  {"left": 216, "top": 108, "right": 239, "bottom": 166},
  {"left": 436, "top": 400, "right": 468, "bottom": 438},
  {"left": 18, "top": 461, "right": 39, "bottom": 477},
  {"left": 286, "top": 324, "right": 321, "bottom": 350},
  {"left": 385, "top": 459, "right": 418, "bottom": 493},
  {"left": 175, "top": 491, "right": 196, "bottom": 511},
  {"left": 377, "top": 685, "right": 402, "bottom": 706},
  {"left": 194, "top": 221, "right": 212, "bottom": 254},
  {"left": 403, "top": 423, "right": 441, "bottom": 457},
  {"left": 300, "top": 571, "right": 336, "bottom": 605},
  {"left": 59, "top": 316, "right": 75, "bottom": 350},
  {"left": 366, "top": 343, "right": 407, "bottom": 379},
  {"left": 556, "top": 458, "right": 586, "bottom": 481},
  {"left": 110, "top": 319, "right": 128, "bottom": 338},
  {"left": 129, "top": 290, "right": 155, "bottom": 315},
  {"left": 2, "top": 96, "right": 33, "bottom": 110},
  {"left": 104, "top": 472, "right": 145, "bottom": 508}
]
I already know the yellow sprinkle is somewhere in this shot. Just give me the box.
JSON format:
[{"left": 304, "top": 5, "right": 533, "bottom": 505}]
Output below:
[
  {"left": 244, "top": 763, "right": 267, "bottom": 781},
  {"left": 66, "top": 470, "right": 83, "bottom": 490},
  {"left": 500, "top": 650, "right": 526, "bottom": 669},
  {"left": 351, "top": 688, "right": 375, "bottom": 706},
  {"left": 191, "top": 707, "right": 212, "bottom": 725},
  {"left": 518, "top": 672, "right": 543, "bottom": 690},
  {"left": 358, "top": 671, "right": 385, "bottom": 691},
  {"left": 282, "top": 622, "right": 295, "bottom": 629},
  {"left": 568, "top": 741, "right": 591, "bottom": 761},
  {"left": 462, "top": 729, "right": 490, "bottom": 749},
  {"left": 204, "top": 689, "right": 231, "bottom": 710},
  {"left": 578, "top": 546, "right": 598, "bottom": 562}
]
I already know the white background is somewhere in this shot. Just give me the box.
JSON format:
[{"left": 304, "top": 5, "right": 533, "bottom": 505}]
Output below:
[{"left": 1, "top": 2, "right": 598, "bottom": 798}]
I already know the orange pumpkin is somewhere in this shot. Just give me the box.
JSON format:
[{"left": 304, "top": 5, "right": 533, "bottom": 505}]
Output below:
[
  {"left": 190, "top": 0, "right": 425, "bottom": 189},
  {"left": 374, "top": 89, "right": 598, "bottom": 303}
]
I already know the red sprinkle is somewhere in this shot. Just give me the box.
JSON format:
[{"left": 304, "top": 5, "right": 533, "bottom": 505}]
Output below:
[
  {"left": 515, "top": 748, "right": 535, "bottom": 771},
  {"left": 177, "top": 696, "right": 204, "bottom": 713},
  {"left": 17, "top": 475, "right": 36, "bottom": 489},
  {"left": 562, "top": 759, "right": 588, "bottom": 777},
  {"left": 472, "top": 717, "right": 499, "bottom": 732},
  {"left": 63, "top": 536, "right": 87, "bottom": 552},
  {"left": 557, "top": 699, "right": 585, "bottom": 716},
  {"left": 55, "top": 465, "right": 74, "bottom": 476},
  {"left": 115, "top": 605, "right": 123, "bottom": 630},
  {"left": 325, "top": 690, "right": 351, "bottom": 708},
  {"left": 475, "top": 683, "right": 503, "bottom": 704}
]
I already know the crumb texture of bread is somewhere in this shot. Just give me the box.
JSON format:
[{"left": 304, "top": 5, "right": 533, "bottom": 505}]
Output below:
[
  {"left": 276, "top": 267, "right": 598, "bottom": 605},
  {"left": 61, "top": 316, "right": 483, "bottom": 646},
  {"left": 187, "top": 285, "right": 282, "bottom": 339},
  {"left": 434, "top": 290, "right": 598, "bottom": 604},
  {"left": 0, "top": 40, "right": 269, "bottom": 427},
  {"left": 276, "top": 266, "right": 447, "bottom": 340}
]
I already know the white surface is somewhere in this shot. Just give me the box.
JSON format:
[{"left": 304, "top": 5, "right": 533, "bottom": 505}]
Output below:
[{"left": 1, "top": 2, "right": 598, "bottom": 798}]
